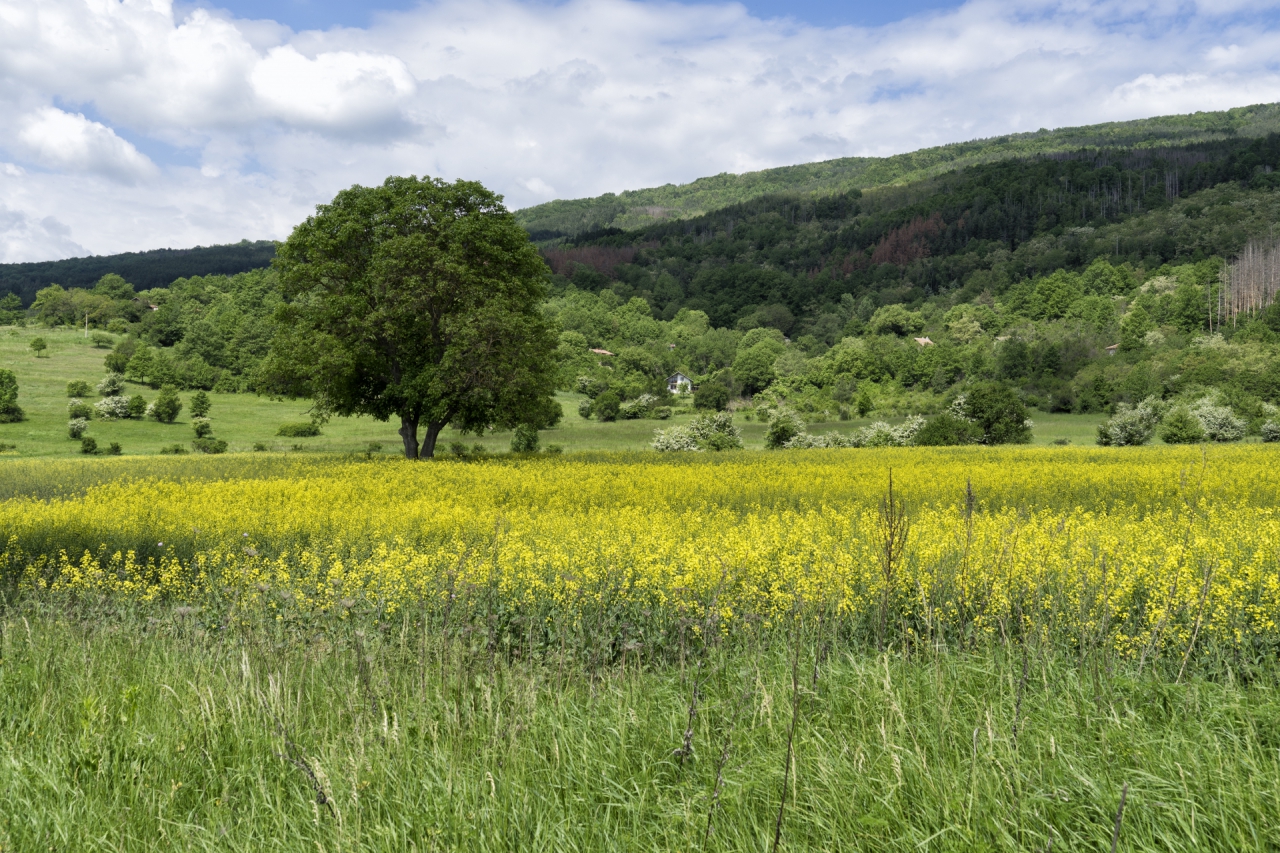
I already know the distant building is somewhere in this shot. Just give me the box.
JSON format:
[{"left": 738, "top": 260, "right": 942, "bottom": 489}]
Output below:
[
  {"left": 666, "top": 372, "right": 693, "bottom": 394},
  {"left": 913, "top": 336, "right": 934, "bottom": 346},
  {"left": 589, "top": 348, "right": 615, "bottom": 356},
  {"left": 1105, "top": 343, "right": 1120, "bottom": 356}
]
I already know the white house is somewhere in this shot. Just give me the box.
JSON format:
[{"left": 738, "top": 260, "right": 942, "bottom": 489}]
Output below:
[{"left": 666, "top": 372, "right": 693, "bottom": 394}]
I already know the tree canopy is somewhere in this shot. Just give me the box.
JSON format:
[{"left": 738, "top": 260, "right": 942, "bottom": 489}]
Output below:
[{"left": 265, "top": 175, "right": 560, "bottom": 459}]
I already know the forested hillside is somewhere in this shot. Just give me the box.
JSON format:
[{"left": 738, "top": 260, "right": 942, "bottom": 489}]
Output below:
[
  {"left": 544, "top": 127, "right": 1280, "bottom": 431},
  {"left": 4, "top": 104, "right": 1280, "bottom": 443},
  {"left": 0, "top": 240, "right": 276, "bottom": 305},
  {"left": 516, "top": 102, "right": 1280, "bottom": 240}
]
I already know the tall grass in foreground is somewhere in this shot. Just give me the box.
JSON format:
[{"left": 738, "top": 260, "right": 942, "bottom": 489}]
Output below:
[{"left": 1, "top": 603, "right": 1278, "bottom": 852}]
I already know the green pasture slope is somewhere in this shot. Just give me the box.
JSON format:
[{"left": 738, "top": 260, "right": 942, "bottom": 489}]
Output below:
[{"left": 0, "top": 325, "right": 1104, "bottom": 457}]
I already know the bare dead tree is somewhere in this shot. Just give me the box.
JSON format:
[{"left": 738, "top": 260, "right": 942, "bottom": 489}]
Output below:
[{"left": 1224, "top": 237, "right": 1280, "bottom": 326}]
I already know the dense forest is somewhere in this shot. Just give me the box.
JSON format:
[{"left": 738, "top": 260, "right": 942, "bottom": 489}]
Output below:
[
  {"left": 0, "top": 241, "right": 277, "bottom": 305},
  {"left": 4, "top": 105, "right": 1280, "bottom": 437}
]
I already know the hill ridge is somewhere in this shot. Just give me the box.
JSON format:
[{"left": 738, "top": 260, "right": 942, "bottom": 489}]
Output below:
[{"left": 515, "top": 102, "right": 1280, "bottom": 241}]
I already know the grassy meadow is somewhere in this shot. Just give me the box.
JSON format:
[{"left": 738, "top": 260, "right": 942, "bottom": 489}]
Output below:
[
  {"left": 1, "top": 446, "right": 1279, "bottom": 850},
  {"left": 0, "top": 325, "right": 1106, "bottom": 456}
]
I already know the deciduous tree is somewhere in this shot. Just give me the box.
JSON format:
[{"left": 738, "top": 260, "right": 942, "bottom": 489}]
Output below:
[{"left": 264, "top": 176, "right": 560, "bottom": 459}]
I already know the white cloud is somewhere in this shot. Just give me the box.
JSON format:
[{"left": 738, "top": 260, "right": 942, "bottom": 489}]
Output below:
[
  {"left": 2, "top": 0, "right": 1280, "bottom": 260},
  {"left": 0, "top": 202, "right": 87, "bottom": 263},
  {"left": 15, "top": 107, "right": 156, "bottom": 182}
]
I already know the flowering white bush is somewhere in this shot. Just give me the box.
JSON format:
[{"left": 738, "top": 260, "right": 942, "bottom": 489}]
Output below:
[
  {"left": 1191, "top": 399, "right": 1246, "bottom": 443},
  {"left": 1262, "top": 421, "right": 1280, "bottom": 443},
  {"left": 68, "top": 418, "right": 88, "bottom": 439},
  {"left": 97, "top": 372, "right": 125, "bottom": 397},
  {"left": 94, "top": 395, "right": 132, "bottom": 420},
  {"left": 784, "top": 416, "right": 925, "bottom": 449},
  {"left": 620, "top": 394, "right": 658, "bottom": 420},
  {"left": 653, "top": 413, "right": 742, "bottom": 451},
  {"left": 1096, "top": 396, "right": 1165, "bottom": 446}
]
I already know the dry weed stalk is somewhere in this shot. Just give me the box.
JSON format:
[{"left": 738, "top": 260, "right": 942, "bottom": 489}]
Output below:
[
  {"left": 876, "top": 470, "right": 910, "bottom": 650},
  {"left": 1109, "top": 782, "right": 1129, "bottom": 853},
  {"left": 261, "top": 694, "right": 335, "bottom": 817},
  {"left": 771, "top": 613, "right": 805, "bottom": 853}
]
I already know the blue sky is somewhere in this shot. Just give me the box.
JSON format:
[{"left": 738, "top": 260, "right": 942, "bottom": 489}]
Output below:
[
  {"left": 4, "top": 0, "right": 1280, "bottom": 261},
  {"left": 200, "top": 0, "right": 968, "bottom": 31}
]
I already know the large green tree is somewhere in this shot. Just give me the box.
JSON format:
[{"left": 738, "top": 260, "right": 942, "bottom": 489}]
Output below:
[{"left": 264, "top": 176, "right": 560, "bottom": 459}]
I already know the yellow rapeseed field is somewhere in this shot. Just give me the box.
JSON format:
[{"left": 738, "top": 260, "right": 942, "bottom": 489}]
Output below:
[{"left": 1, "top": 446, "right": 1278, "bottom": 655}]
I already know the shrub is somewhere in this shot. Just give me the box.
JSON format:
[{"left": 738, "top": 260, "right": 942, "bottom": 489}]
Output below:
[
  {"left": 94, "top": 396, "right": 131, "bottom": 420},
  {"left": 192, "top": 437, "right": 228, "bottom": 454},
  {"left": 764, "top": 408, "right": 806, "bottom": 449},
  {"left": 593, "top": 391, "right": 620, "bottom": 422},
  {"left": 68, "top": 398, "right": 94, "bottom": 420},
  {"left": 544, "top": 444, "right": 563, "bottom": 455},
  {"left": 0, "top": 369, "right": 22, "bottom": 423},
  {"left": 106, "top": 319, "right": 128, "bottom": 335},
  {"left": 0, "top": 442, "right": 16, "bottom": 453},
  {"left": 277, "top": 422, "right": 321, "bottom": 437},
  {"left": 956, "top": 384, "right": 1033, "bottom": 445},
  {"left": 127, "top": 395, "right": 147, "bottom": 419},
  {"left": 90, "top": 331, "right": 113, "bottom": 349},
  {"left": 252, "top": 442, "right": 269, "bottom": 452},
  {"left": 68, "top": 418, "right": 89, "bottom": 439},
  {"left": 694, "top": 382, "right": 730, "bottom": 412},
  {"left": 66, "top": 380, "right": 92, "bottom": 397},
  {"left": 1158, "top": 407, "right": 1206, "bottom": 444},
  {"left": 151, "top": 386, "right": 182, "bottom": 423},
  {"left": 786, "top": 417, "right": 926, "bottom": 449},
  {"left": 189, "top": 391, "right": 211, "bottom": 418},
  {"left": 80, "top": 437, "right": 98, "bottom": 455},
  {"left": 651, "top": 406, "right": 672, "bottom": 420},
  {"left": 107, "top": 442, "right": 122, "bottom": 456},
  {"left": 915, "top": 412, "right": 984, "bottom": 446},
  {"left": 653, "top": 412, "right": 742, "bottom": 452},
  {"left": 1191, "top": 400, "right": 1246, "bottom": 443},
  {"left": 1096, "top": 396, "right": 1164, "bottom": 447},
  {"left": 97, "top": 372, "right": 125, "bottom": 397},
  {"left": 1261, "top": 421, "right": 1280, "bottom": 443},
  {"left": 510, "top": 424, "right": 540, "bottom": 453},
  {"left": 619, "top": 394, "right": 657, "bottom": 420},
  {"left": 856, "top": 388, "right": 873, "bottom": 418},
  {"left": 449, "top": 442, "right": 469, "bottom": 458},
  {"left": 192, "top": 417, "right": 213, "bottom": 438},
  {"left": 159, "top": 443, "right": 188, "bottom": 455},
  {"left": 366, "top": 442, "right": 383, "bottom": 455},
  {"left": 577, "top": 398, "right": 593, "bottom": 419}
]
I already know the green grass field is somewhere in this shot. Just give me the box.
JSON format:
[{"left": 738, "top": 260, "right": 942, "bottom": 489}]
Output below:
[
  {"left": 3, "top": 605, "right": 1278, "bottom": 852},
  {"left": 0, "top": 326, "right": 1109, "bottom": 457}
]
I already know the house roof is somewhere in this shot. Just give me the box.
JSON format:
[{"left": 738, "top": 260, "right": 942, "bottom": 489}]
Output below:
[
  {"left": 589, "top": 348, "right": 614, "bottom": 356},
  {"left": 667, "top": 372, "right": 691, "bottom": 382},
  {"left": 913, "top": 337, "right": 934, "bottom": 346}
]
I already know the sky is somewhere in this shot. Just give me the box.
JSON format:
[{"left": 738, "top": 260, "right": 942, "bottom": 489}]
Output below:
[{"left": 3, "top": 0, "right": 1280, "bottom": 263}]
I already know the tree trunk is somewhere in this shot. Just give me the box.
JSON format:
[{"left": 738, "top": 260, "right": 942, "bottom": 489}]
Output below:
[
  {"left": 420, "top": 421, "right": 444, "bottom": 459},
  {"left": 399, "top": 414, "right": 420, "bottom": 459}
]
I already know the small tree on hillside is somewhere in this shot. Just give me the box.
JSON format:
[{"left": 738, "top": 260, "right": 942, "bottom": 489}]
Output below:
[
  {"left": 190, "top": 390, "right": 211, "bottom": 418},
  {"left": 29, "top": 337, "right": 47, "bottom": 358},
  {"left": 151, "top": 385, "right": 182, "bottom": 424},
  {"left": 263, "top": 175, "right": 560, "bottom": 459},
  {"left": 694, "top": 381, "right": 730, "bottom": 412},
  {"left": 958, "top": 383, "right": 1032, "bottom": 445},
  {"left": 0, "top": 369, "right": 24, "bottom": 423}
]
